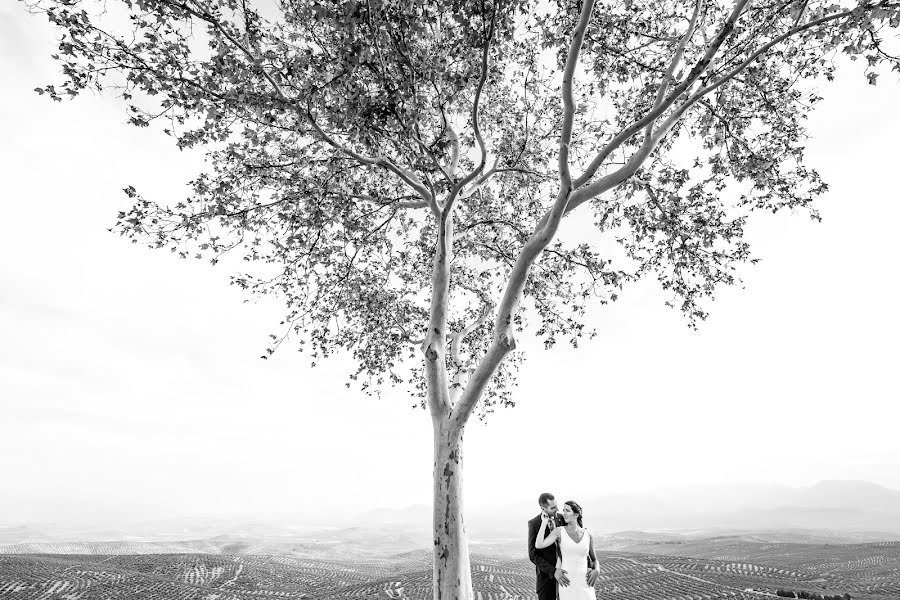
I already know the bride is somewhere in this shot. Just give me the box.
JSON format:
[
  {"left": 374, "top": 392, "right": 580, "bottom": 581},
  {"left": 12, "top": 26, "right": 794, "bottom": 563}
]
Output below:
[{"left": 534, "top": 500, "right": 600, "bottom": 600}]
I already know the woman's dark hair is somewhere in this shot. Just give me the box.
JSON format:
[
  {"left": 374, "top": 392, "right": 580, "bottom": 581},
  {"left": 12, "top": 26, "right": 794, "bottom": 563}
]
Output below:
[{"left": 564, "top": 501, "right": 583, "bottom": 527}]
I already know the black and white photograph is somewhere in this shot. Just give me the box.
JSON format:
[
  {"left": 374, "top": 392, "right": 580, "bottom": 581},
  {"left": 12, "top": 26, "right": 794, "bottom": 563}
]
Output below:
[{"left": 2, "top": 0, "right": 899, "bottom": 598}]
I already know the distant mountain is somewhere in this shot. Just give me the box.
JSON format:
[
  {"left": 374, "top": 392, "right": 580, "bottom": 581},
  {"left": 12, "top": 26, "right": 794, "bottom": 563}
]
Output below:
[
  {"left": 0, "top": 525, "right": 433, "bottom": 556},
  {"left": 721, "top": 505, "right": 900, "bottom": 532},
  {"left": 0, "top": 539, "right": 228, "bottom": 555},
  {"left": 798, "top": 479, "right": 900, "bottom": 512},
  {"left": 575, "top": 479, "right": 900, "bottom": 534},
  {"left": 3, "top": 480, "right": 898, "bottom": 549},
  {"left": 0, "top": 526, "right": 52, "bottom": 544},
  {"left": 356, "top": 504, "right": 432, "bottom": 529},
  {"left": 337, "top": 480, "right": 900, "bottom": 540}
]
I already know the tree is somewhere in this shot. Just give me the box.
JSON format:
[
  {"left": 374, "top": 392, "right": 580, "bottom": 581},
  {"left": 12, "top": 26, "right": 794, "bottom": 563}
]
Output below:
[{"left": 25, "top": 0, "right": 899, "bottom": 597}]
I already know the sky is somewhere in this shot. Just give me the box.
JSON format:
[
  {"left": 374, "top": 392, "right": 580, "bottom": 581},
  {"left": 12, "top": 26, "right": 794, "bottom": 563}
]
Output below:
[{"left": 1, "top": 3, "right": 899, "bottom": 529}]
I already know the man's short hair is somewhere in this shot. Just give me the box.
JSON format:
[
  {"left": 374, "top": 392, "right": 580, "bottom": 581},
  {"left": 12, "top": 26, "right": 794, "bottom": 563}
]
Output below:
[{"left": 538, "top": 492, "right": 555, "bottom": 507}]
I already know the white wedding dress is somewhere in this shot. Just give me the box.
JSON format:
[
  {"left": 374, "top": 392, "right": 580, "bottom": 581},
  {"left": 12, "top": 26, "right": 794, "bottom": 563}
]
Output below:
[{"left": 557, "top": 527, "right": 596, "bottom": 600}]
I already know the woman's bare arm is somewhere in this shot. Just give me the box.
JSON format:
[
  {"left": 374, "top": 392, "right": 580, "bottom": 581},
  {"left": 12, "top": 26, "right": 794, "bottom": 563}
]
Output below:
[{"left": 533, "top": 517, "right": 560, "bottom": 549}]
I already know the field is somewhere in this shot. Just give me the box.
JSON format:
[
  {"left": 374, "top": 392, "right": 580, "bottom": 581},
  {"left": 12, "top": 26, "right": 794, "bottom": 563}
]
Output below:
[
  {"left": 1, "top": 538, "right": 899, "bottom": 600},
  {"left": 610, "top": 537, "right": 900, "bottom": 600}
]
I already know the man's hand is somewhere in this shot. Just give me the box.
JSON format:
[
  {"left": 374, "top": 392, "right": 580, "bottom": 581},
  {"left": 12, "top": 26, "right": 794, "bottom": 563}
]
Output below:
[
  {"left": 554, "top": 568, "right": 570, "bottom": 587},
  {"left": 586, "top": 567, "right": 599, "bottom": 586}
]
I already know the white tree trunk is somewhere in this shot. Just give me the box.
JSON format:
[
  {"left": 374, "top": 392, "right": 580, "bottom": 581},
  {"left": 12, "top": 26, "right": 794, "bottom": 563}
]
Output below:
[{"left": 432, "top": 418, "right": 473, "bottom": 600}]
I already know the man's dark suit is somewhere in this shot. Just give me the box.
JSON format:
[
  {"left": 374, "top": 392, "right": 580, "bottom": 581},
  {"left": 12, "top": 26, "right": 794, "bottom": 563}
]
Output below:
[{"left": 527, "top": 514, "right": 560, "bottom": 600}]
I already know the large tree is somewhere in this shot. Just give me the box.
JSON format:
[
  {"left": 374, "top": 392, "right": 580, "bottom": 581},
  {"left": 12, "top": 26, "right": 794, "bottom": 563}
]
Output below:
[{"left": 26, "top": 0, "right": 899, "bottom": 597}]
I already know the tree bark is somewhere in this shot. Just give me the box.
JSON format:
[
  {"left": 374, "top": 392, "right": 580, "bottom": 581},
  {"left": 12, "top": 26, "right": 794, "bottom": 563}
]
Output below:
[{"left": 432, "top": 416, "right": 473, "bottom": 600}]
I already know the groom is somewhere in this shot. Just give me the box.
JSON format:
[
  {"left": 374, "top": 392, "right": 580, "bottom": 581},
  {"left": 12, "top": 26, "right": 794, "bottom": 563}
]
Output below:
[{"left": 527, "top": 492, "right": 569, "bottom": 600}]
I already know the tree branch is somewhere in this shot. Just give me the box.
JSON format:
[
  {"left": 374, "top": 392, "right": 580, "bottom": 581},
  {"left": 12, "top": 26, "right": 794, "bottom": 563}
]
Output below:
[
  {"left": 161, "top": 0, "right": 440, "bottom": 217},
  {"left": 446, "top": 8, "right": 497, "bottom": 213},
  {"left": 458, "top": 156, "right": 500, "bottom": 199},
  {"left": 448, "top": 0, "right": 764, "bottom": 429},
  {"left": 448, "top": 294, "right": 495, "bottom": 405},
  {"left": 571, "top": 0, "right": 752, "bottom": 190},
  {"left": 645, "top": 0, "right": 702, "bottom": 144},
  {"left": 411, "top": 132, "right": 454, "bottom": 183},
  {"left": 305, "top": 110, "right": 439, "bottom": 215},
  {"left": 160, "top": 0, "right": 288, "bottom": 98},
  {"left": 565, "top": 1, "right": 894, "bottom": 219},
  {"left": 442, "top": 107, "right": 461, "bottom": 177},
  {"left": 639, "top": 0, "right": 899, "bottom": 168},
  {"left": 558, "top": 0, "right": 598, "bottom": 191},
  {"left": 693, "top": 1, "right": 896, "bottom": 101}
]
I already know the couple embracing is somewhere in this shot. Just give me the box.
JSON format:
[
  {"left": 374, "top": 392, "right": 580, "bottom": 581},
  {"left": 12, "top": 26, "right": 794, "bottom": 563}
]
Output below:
[{"left": 527, "top": 492, "right": 599, "bottom": 600}]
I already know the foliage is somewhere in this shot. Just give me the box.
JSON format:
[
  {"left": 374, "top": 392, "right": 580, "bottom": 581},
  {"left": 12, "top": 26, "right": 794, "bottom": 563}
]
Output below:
[{"left": 27, "top": 0, "right": 900, "bottom": 417}]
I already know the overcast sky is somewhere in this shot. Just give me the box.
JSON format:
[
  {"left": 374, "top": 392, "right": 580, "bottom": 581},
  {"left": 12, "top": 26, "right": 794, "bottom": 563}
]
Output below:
[{"left": 1, "top": 4, "right": 899, "bottom": 529}]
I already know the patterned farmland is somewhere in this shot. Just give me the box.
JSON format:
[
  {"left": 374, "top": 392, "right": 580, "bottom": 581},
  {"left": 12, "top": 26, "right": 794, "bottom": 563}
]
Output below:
[{"left": 1, "top": 542, "right": 898, "bottom": 600}]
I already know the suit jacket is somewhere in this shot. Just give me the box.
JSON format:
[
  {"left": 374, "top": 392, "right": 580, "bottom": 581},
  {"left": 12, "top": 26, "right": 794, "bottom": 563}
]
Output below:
[{"left": 527, "top": 514, "right": 560, "bottom": 593}]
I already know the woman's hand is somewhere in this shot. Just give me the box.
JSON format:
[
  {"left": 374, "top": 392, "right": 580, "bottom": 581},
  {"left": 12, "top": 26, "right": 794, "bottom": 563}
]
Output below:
[{"left": 534, "top": 515, "right": 556, "bottom": 549}]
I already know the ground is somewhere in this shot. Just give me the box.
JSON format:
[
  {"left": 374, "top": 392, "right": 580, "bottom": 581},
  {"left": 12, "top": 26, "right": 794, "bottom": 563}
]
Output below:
[{"left": 1, "top": 538, "right": 898, "bottom": 599}]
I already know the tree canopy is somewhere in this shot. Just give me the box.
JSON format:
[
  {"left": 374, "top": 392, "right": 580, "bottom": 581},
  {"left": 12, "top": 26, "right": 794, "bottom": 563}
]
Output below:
[{"left": 30, "top": 0, "right": 900, "bottom": 416}]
